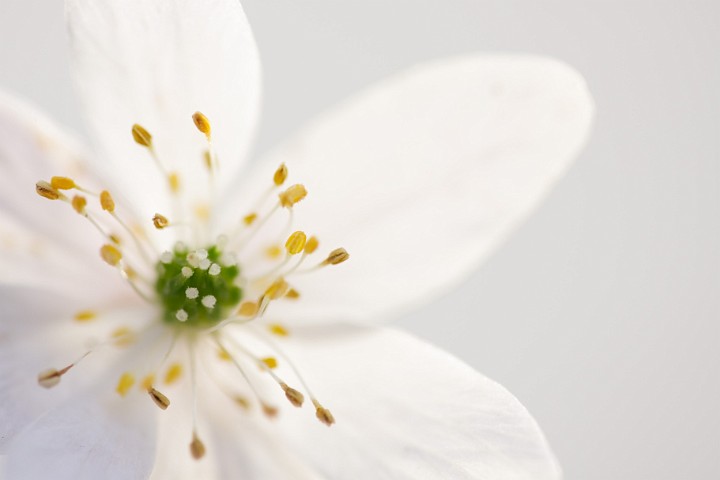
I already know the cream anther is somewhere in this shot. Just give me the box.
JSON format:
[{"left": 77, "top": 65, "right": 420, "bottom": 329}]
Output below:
[{"left": 281, "top": 383, "right": 305, "bottom": 408}]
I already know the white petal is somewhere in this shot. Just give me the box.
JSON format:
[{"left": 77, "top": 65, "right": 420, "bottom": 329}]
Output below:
[
  {"left": 271, "top": 325, "right": 560, "bottom": 479},
  {"left": 66, "top": 0, "right": 262, "bottom": 219},
  {"left": 231, "top": 55, "right": 593, "bottom": 323},
  {"left": 0, "top": 90, "right": 97, "bottom": 259},
  {"left": 3, "top": 394, "right": 156, "bottom": 480}
]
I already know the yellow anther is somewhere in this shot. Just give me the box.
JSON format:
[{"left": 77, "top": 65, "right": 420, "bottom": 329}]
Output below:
[
  {"left": 111, "top": 326, "right": 135, "bottom": 347},
  {"left": 74, "top": 310, "right": 96, "bottom": 322},
  {"left": 100, "top": 244, "right": 122, "bottom": 267},
  {"left": 100, "top": 190, "right": 115, "bottom": 212},
  {"left": 243, "top": 213, "right": 258, "bottom": 226},
  {"left": 152, "top": 213, "right": 169, "bottom": 229},
  {"left": 116, "top": 372, "right": 135, "bottom": 397},
  {"left": 285, "top": 288, "right": 300, "bottom": 300},
  {"left": 192, "top": 111, "right": 212, "bottom": 140},
  {"left": 304, "top": 236, "right": 319, "bottom": 254},
  {"left": 315, "top": 404, "right": 335, "bottom": 426},
  {"left": 285, "top": 231, "right": 307, "bottom": 255},
  {"left": 35, "top": 181, "right": 63, "bottom": 200},
  {"left": 148, "top": 387, "right": 170, "bottom": 410},
  {"left": 265, "top": 278, "right": 289, "bottom": 300},
  {"left": 265, "top": 245, "right": 282, "bottom": 259},
  {"left": 261, "top": 403, "right": 279, "bottom": 418},
  {"left": 168, "top": 172, "right": 181, "bottom": 193},
  {"left": 203, "top": 150, "right": 213, "bottom": 170},
  {"left": 237, "top": 301, "right": 258, "bottom": 317},
  {"left": 190, "top": 433, "right": 206, "bottom": 460},
  {"left": 323, "top": 248, "right": 350, "bottom": 266},
  {"left": 124, "top": 266, "right": 138, "bottom": 280},
  {"left": 233, "top": 395, "right": 251, "bottom": 410},
  {"left": 71, "top": 195, "right": 87, "bottom": 214},
  {"left": 131, "top": 123, "right": 153, "bottom": 148},
  {"left": 261, "top": 357, "right": 278, "bottom": 369},
  {"left": 281, "top": 383, "right": 305, "bottom": 407},
  {"left": 278, "top": 184, "right": 307, "bottom": 208},
  {"left": 273, "top": 163, "right": 288, "bottom": 186},
  {"left": 141, "top": 374, "right": 155, "bottom": 391},
  {"left": 37, "top": 368, "right": 62, "bottom": 389},
  {"left": 268, "top": 323, "right": 289, "bottom": 337},
  {"left": 217, "top": 348, "right": 232, "bottom": 362},
  {"left": 50, "top": 176, "right": 75, "bottom": 190},
  {"left": 164, "top": 363, "right": 183, "bottom": 385}
]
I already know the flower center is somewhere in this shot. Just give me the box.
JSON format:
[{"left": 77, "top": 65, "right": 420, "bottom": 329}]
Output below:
[{"left": 156, "top": 244, "right": 242, "bottom": 328}]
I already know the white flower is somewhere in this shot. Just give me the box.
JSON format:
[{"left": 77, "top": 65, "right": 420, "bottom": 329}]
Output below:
[{"left": 0, "top": 0, "right": 593, "bottom": 479}]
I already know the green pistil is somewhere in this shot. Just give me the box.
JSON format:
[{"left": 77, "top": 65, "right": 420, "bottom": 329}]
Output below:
[{"left": 155, "top": 244, "right": 242, "bottom": 328}]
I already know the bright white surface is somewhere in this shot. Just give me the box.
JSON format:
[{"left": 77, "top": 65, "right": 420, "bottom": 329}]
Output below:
[{"left": 0, "top": 1, "right": 717, "bottom": 478}]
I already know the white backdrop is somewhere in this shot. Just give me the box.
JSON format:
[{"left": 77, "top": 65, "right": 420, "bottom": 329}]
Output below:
[{"left": 1, "top": 1, "right": 718, "bottom": 478}]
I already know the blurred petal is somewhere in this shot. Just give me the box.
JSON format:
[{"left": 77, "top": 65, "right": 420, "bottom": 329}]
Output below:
[
  {"left": 66, "top": 0, "right": 262, "bottom": 217},
  {"left": 234, "top": 55, "right": 593, "bottom": 323},
  {"left": 4, "top": 395, "right": 156, "bottom": 480},
  {"left": 264, "top": 324, "right": 561, "bottom": 479}
]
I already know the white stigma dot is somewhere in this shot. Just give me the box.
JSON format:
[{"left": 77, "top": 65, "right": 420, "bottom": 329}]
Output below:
[
  {"left": 208, "top": 263, "right": 221, "bottom": 276},
  {"left": 196, "top": 249, "right": 209, "bottom": 260},
  {"left": 160, "top": 251, "right": 173, "bottom": 264},
  {"left": 199, "top": 258, "right": 211, "bottom": 270},
  {"left": 201, "top": 295, "right": 217, "bottom": 309},
  {"left": 176, "top": 309, "right": 188, "bottom": 322},
  {"left": 186, "top": 253, "right": 200, "bottom": 268},
  {"left": 186, "top": 287, "right": 199, "bottom": 299},
  {"left": 181, "top": 266, "right": 194, "bottom": 278}
]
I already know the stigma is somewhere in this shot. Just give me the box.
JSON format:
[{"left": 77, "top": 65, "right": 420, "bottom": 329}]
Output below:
[{"left": 33, "top": 111, "right": 345, "bottom": 460}]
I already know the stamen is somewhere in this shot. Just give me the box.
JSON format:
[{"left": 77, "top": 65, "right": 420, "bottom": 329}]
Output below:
[
  {"left": 100, "top": 190, "right": 115, "bottom": 212},
  {"left": 243, "top": 213, "right": 257, "bottom": 226},
  {"left": 192, "top": 112, "right": 212, "bottom": 141},
  {"left": 148, "top": 387, "right": 171, "bottom": 410},
  {"left": 265, "top": 278, "right": 289, "bottom": 300},
  {"left": 268, "top": 324, "right": 289, "bottom": 337},
  {"left": 50, "top": 176, "right": 75, "bottom": 190},
  {"left": 273, "top": 163, "right": 288, "bottom": 186},
  {"left": 282, "top": 383, "right": 305, "bottom": 407},
  {"left": 131, "top": 124, "right": 153, "bottom": 148},
  {"left": 35, "top": 181, "right": 65, "bottom": 201},
  {"left": 37, "top": 366, "right": 71, "bottom": 389},
  {"left": 304, "top": 236, "right": 319, "bottom": 254},
  {"left": 74, "top": 310, "right": 97, "bottom": 322},
  {"left": 313, "top": 400, "right": 336, "bottom": 426},
  {"left": 261, "top": 357, "right": 278, "bottom": 369},
  {"left": 141, "top": 374, "right": 156, "bottom": 391},
  {"left": 237, "top": 301, "right": 258, "bottom": 317},
  {"left": 168, "top": 172, "right": 181, "bottom": 194},
  {"left": 100, "top": 244, "right": 122, "bottom": 266},
  {"left": 71, "top": 195, "right": 87, "bottom": 214},
  {"left": 116, "top": 372, "right": 136, "bottom": 397},
  {"left": 278, "top": 184, "right": 307, "bottom": 208},
  {"left": 285, "top": 231, "right": 307, "bottom": 255},
  {"left": 190, "top": 433, "right": 206, "bottom": 460},
  {"left": 323, "top": 248, "right": 350, "bottom": 266},
  {"left": 164, "top": 363, "right": 183, "bottom": 385}
]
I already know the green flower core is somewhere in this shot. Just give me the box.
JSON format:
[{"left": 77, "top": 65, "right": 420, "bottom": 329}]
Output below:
[{"left": 155, "top": 244, "right": 242, "bottom": 328}]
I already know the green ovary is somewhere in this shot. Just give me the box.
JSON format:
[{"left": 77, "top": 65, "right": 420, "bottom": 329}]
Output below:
[{"left": 155, "top": 244, "right": 242, "bottom": 328}]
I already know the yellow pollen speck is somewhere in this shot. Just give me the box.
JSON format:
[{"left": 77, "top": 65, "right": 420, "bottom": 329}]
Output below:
[
  {"left": 112, "top": 326, "right": 135, "bottom": 347},
  {"left": 71, "top": 195, "right": 87, "bottom": 214},
  {"left": 190, "top": 433, "right": 206, "bottom": 460},
  {"left": 261, "top": 357, "right": 278, "bottom": 369},
  {"left": 265, "top": 278, "right": 289, "bottom": 300},
  {"left": 168, "top": 172, "right": 180, "bottom": 193},
  {"left": 323, "top": 248, "right": 350, "bottom": 265},
  {"left": 50, "top": 176, "right": 75, "bottom": 190},
  {"left": 217, "top": 348, "right": 232, "bottom": 361},
  {"left": 265, "top": 244, "right": 282, "bottom": 259},
  {"left": 100, "top": 244, "right": 122, "bottom": 266},
  {"left": 141, "top": 374, "right": 155, "bottom": 391},
  {"left": 203, "top": 150, "right": 213, "bottom": 170},
  {"left": 149, "top": 387, "right": 170, "bottom": 410},
  {"left": 237, "top": 301, "right": 258, "bottom": 317},
  {"left": 192, "top": 112, "right": 212, "bottom": 139},
  {"left": 124, "top": 266, "right": 138, "bottom": 280},
  {"left": 74, "top": 310, "right": 96, "bottom": 322},
  {"left": 131, "top": 123, "right": 153, "bottom": 147},
  {"left": 233, "top": 395, "right": 251, "bottom": 410},
  {"left": 153, "top": 213, "right": 169, "bottom": 229},
  {"left": 285, "top": 231, "right": 307, "bottom": 255},
  {"left": 285, "top": 288, "right": 300, "bottom": 300},
  {"left": 164, "top": 363, "right": 183, "bottom": 385},
  {"left": 109, "top": 233, "right": 122, "bottom": 245},
  {"left": 304, "top": 236, "right": 319, "bottom": 254},
  {"left": 194, "top": 204, "right": 210, "bottom": 222},
  {"left": 35, "top": 181, "right": 62, "bottom": 200},
  {"left": 243, "top": 213, "right": 258, "bottom": 226},
  {"left": 268, "top": 324, "right": 289, "bottom": 337},
  {"left": 100, "top": 190, "right": 115, "bottom": 212},
  {"left": 273, "top": 163, "right": 288, "bottom": 186},
  {"left": 116, "top": 372, "right": 135, "bottom": 397},
  {"left": 278, "top": 184, "right": 307, "bottom": 208}
]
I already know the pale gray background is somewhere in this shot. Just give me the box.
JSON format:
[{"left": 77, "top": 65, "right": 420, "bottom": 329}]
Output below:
[{"left": 1, "top": 1, "right": 718, "bottom": 479}]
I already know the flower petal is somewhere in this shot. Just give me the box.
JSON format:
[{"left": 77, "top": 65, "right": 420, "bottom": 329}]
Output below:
[
  {"left": 232, "top": 55, "right": 593, "bottom": 323},
  {"left": 269, "top": 324, "right": 560, "bottom": 479},
  {"left": 3, "top": 394, "right": 156, "bottom": 480},
  {"left": 66, "top": 0, "right": 262, "bottom": 217}
]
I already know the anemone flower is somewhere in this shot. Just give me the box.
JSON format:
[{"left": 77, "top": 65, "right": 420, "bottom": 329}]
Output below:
[{"left": 0, "top": 1, "right": 593, "bottom": 479}]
